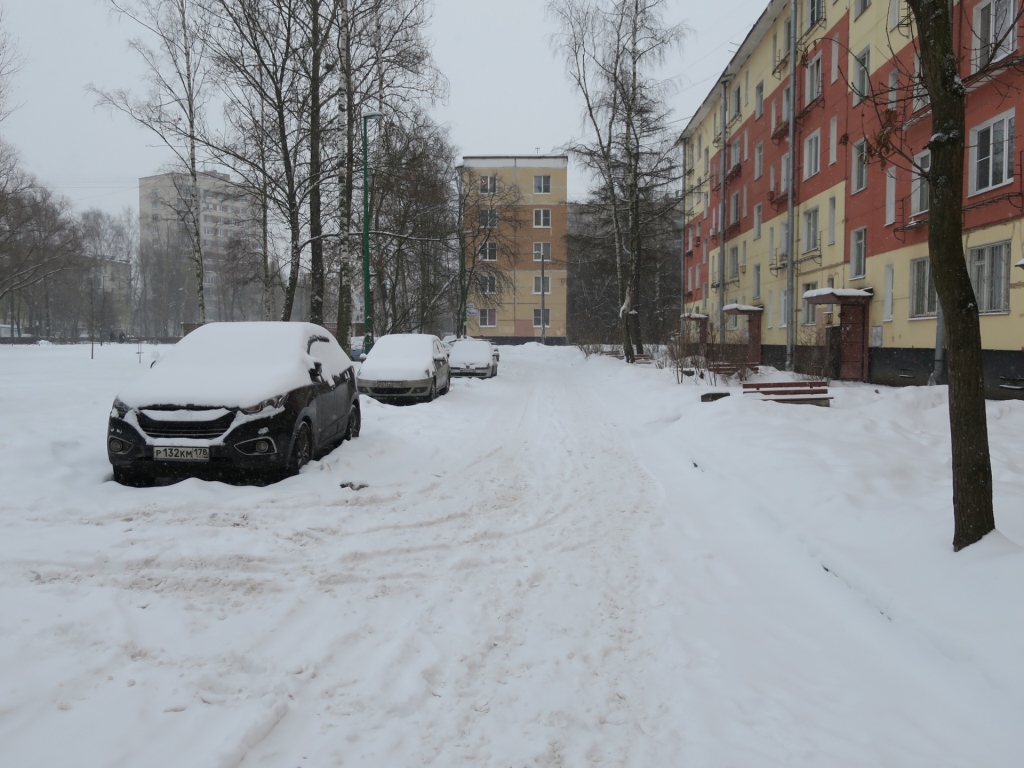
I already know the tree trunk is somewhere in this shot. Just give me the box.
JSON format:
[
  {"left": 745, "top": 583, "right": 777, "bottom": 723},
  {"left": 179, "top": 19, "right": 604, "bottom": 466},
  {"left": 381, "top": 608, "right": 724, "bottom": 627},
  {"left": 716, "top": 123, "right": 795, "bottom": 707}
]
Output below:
[{"left": 908, "top": 0, "right": 995, "bottom": 550}]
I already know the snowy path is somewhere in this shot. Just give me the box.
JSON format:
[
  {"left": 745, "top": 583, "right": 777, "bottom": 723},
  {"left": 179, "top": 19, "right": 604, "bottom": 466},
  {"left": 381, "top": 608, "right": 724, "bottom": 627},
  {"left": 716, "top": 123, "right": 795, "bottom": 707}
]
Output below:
[{"left": 1, "top": 343, "right": 1023, "bottom": 766}]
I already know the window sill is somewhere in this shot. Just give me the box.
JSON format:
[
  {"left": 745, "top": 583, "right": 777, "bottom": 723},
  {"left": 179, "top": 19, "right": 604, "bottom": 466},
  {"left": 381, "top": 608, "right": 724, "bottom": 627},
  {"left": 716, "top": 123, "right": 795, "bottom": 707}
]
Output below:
[
  {"left": 979, "top": 310, "right": 1011, "bottom": 316},
  {"left": 969, "top": 178, "right": 1016, "bottom": 198},
  {"left": 851, "top": 185, "right": 867, "bottom": 194},
  {"left": 849, "top": 273, "right": 867, "bottom": 281},
  {"left": 909, "top": 314, "right": 938, "bottom": 321}
]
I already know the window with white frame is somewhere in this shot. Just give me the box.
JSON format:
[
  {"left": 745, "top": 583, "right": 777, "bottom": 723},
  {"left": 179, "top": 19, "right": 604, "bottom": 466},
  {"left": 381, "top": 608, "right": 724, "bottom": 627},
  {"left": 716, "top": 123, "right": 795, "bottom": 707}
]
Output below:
[
  {"left": 479, "top": 175, "right": 497, "bottom": 194},
  {"left": 533, "top": 275, "right": 551, "bottom": 294},
  {"left": 533, "top": 308, "right": 551, "bottom": 327},
  {"left": 729, "top": 246, "right": 739, "bottom": 278},
  {"left": 850, "top": 227, "right": 867, "bottom": 277},
  {"left": 479, "top": 273, "right": 497, "bottom": 294},
  {"left": 479, "top": 241, "right": 497, "bottom": 261},
  {"left": 806, "top": 55, "right": 822, "bottom": 104},
  {"left": 754, "top": 142, "right": 764, "bottom": 178},
  {"left": 829, "top": 115, "right": 838, "bottom": 164},
  {"left": 884, "top": 263, "right": 895, "bottom": 320},
  {"left": 913, "top": 151, "right": 931, "bottom": 214},
  {"left": 854, "top": 0, "right": 871, "bottom": 19},
  {"left": 828, "top": 197, "right": 836, "bottom": 244},
  {"left": 888, "top": 69, "right": 899, "bottom": 109},
  {"left": 479, "top": 308, "right": 497, "bottom": 327},
  {"left": 803, "top": 207, "right": 820, "bottom": 252},
  {"left": 479, "top": 208, "right": 497, "bottom": 228},
  {"left": 852, "top": 140, "right": 869, "bottom": 192},
  {"left": 974, "top": 0, "right": 1016, "bottom": 71},
  {"left": 781, "top": 152, "right": 791, "bottom": 191},
  {"left": 853, "top": 48, "right": 871, "bottom": 103},
  {"left": 779, "top": 288, "right": 789, "bottom": 327},
  {"left": 803, "top": 281, "right": 818, "bottom": 324},
  {"left": 969, "top": 241, "right": 1011, "bottom": 312},
  {"left": 782, "top": 84, "right": 792, "bottom": 121},
  {"left": 804, "top": 130, "right": 821, "bottom": 178},
  {"left": 808, "top": 0, "right": 824, "bottom": 27},
  {"left": 533, "top": 208, "right": 551, "bottom": 227},
  {"left": 534, "top": 175, "right": 551, "bottom": 194},
  {"left": 754, "top": 204, "right": 763, "bottom": 239},
  {"left": 755, "top": 81, "right": 764, "bottom": 117},
  {"left": 831, "top": 36, "right": 839, "bottom": 82},
  {"left": 971, "top": 111, "right": 1015, "bottom": 193},
  {"left": 910, "top": 257, "right": 937, "bottom": 316},
  {"left": 533, "top": 242, "right": 551, "bottom": 261},
  {"left": 888, "top": 0, "right": 901, "bottom": 29},
  {"left": 732, "top": 84, "right": 742, "bottom": 118},
  {"left": 730, "top": 192, "right": 740, "bottom": 224},
  {"left": 768, "top": 289, "right": 774, "bottom": 326},
  {"left": 913, "top": 52, "right": 929, "bottom": 111},
  {"left": 753, "top": 263, "right": 762, "bottom": 298}
]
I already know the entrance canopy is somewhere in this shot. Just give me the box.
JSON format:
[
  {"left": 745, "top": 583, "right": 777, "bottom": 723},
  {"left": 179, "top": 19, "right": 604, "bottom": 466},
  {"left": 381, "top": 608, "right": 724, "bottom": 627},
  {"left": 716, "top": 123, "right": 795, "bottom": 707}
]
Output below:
[
  {"left": 723, "top": 303, "right": 764, "bottom": 315},
  {"left": 803, "top": 287, "right": 872, "bottom": 305}
]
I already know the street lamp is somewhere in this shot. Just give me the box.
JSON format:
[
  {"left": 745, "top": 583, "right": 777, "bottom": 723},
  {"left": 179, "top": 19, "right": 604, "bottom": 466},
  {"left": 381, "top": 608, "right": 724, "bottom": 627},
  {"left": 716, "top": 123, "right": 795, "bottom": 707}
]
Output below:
[{"left": 362, "top": 111, "right": 383, "bottom": 354}]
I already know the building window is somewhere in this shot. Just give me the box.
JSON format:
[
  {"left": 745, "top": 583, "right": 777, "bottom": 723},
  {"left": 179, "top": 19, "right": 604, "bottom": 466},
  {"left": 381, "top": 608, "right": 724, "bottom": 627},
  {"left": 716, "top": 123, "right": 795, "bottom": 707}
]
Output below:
[
  {"left": 852, "top": 140, "right": 868, "bottom": 192},
  {"left": 804, "top": 130, "right": 821, "bottom": 178},
  {"left": 729, "top": 246, "right": 739, "bottom": 278},
  {"left": 533, "top": 208, "right": 551, "bottom": 227},
  {"left": 782, "top": 84, "right": 792, "bottom": 122},
  {"left": 479, "top": 175, "right": 497, "bottom": 194},
  {"left": 779, "top": 288, "right": 789, "bottom": 327},
  {"left": 534, "top": 175, "right": 551, "bottom": 194},
  {"left": 533, "top": 275, "right": 551, "bottom": 294},
  {"left": 854, "top": 0, "right": 871, "bottom": 19},
  {"left": 732, "top": 84, "right": 742, "bottom": 118},
  {"left": 884, "top": 263, "right": 895, "bottom": 321},
  {"left": 754, "top": 142, "right": 763, "bottom": 179},
  {"left": 755, "top": 81, "right": 764, "bottom": 117},
  {"left": 479, "top": 208, "right": 497, "bottom": 228},
  {"left": 806, "top": 55, "right": 822, "bottom": 104},
  {"left": 974, "top": 0, "right": 1016, "bottom": 71},
  {"left": 969, "top": 241, "right": 1011, "bottom": 312},
  {"left": 479, "top": 274, "right": 497, "bottom": 294},
  {"left": 754, "top": 204, "right": 763, "bottom": 239},
  {"left": 803, "top": 207, "right": 819, "bottom": 252},
  {"left": 533, "top": 308, "right": 551, "bottom": 328},
  {"left": 913, "top": 52, "right": 930, "bottom": 111},
  {"left": 753, "top": 263, "right": 762, "bottom": 298},
  {"left": 479, "top": 308, "right": 497, "bottom": 327},
  {"left": 885, "top": 167, "right": 896, "bottom": 224},
  {"left": 533, "top": 242, "right": 551, "bottom": 261},
  {"left": 888, "top": 0, "right": 901, "bottom": 29},
  {"left": 808, "top": 0, "right": 824, "bottom": 26},
  {"left": 479, "top": 241, "right": 497, "bottom": 261},
  {"left": 828, "top": 196, "right": 836, "bottom": 244},
  {"left": 971, "top": 111, "right": 1015, "bottom": 193},
  {"left": 850, "top": 227, "right": 867, "bottom": 278},
  {"left": 730, "top": 192, "right": 740, "bottom": 224},
  {"left": 853, "top": 47, "right": 871, "bottom": 103},
  {"left": 913, "top": 151, "right": 931, "bottom": 214},
  {"left": 802, "top": 281, "right": 818, "bottom": 324},
  {"left": 910, "top": 257, "right": 937, "bottom": 316}
]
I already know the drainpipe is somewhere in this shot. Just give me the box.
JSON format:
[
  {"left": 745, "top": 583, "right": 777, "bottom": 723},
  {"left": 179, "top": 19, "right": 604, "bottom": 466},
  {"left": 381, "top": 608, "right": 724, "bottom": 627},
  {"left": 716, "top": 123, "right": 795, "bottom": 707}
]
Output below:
[
  {"left": 785, "top": 0, "right": 797, "bottom": 371},
  {"left": 680, "top": 140, "right": 688, "bottom": 333},
  {"left": 719, "top": 78, "right": 729, "bottom": 347}
]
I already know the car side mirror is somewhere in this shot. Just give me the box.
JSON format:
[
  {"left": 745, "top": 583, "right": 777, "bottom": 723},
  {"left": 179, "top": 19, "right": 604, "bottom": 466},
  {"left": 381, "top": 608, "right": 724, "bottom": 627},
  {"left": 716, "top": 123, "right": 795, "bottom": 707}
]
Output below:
[
  {"left": 309, "top": 361, "right": 323, "bottom": 382},
  {"left": 359, "top": 352, "right": 367, "bottom": 362}
]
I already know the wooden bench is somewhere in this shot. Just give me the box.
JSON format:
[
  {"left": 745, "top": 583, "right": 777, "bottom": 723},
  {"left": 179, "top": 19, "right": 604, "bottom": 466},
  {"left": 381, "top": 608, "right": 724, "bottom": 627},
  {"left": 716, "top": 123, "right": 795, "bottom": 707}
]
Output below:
[
  {"left": 742, "top": 380, "right": 833, "bottom": 406},
  {"left": 707, "top": 362, "right": 760, "bottom": 378},
  {"left": 601, "top": 351, "right": 654, "bottom": 364}
]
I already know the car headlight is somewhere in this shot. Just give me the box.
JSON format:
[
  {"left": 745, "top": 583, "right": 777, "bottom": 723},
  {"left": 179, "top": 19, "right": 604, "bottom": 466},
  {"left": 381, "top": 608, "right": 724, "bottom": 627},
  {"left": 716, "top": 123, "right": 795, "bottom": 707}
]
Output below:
[
  {"left": 241, "top": 393, "right": 288, "bottom": 415},
  {"left": 111, "top": 398, "right": 130, "bottom": 418}
]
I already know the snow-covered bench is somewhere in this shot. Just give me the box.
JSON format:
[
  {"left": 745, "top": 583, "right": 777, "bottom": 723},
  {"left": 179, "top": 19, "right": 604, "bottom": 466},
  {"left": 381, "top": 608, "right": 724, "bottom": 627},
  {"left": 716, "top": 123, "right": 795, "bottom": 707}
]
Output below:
[{"left": 742, "top": 380, "right": 832, "bottom": 407}]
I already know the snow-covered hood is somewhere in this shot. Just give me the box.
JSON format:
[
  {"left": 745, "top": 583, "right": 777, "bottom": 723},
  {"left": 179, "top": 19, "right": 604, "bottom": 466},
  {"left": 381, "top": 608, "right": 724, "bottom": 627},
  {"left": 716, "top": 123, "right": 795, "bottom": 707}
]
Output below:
[{"left": 358, "top": 357, "right": 432, "bottom": 382}]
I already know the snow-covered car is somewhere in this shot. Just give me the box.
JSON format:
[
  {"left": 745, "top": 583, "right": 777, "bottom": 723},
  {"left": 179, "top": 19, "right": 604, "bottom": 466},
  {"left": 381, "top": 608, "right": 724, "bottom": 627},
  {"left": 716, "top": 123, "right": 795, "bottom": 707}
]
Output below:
[
  {"left": 107, "top": 322, "right": 360, "bottom": 485},
  {"left": 358, "top": 333, "right": 451, "bottom": 402},
  {"left": 448, "top": 338, "right": 497, "bottom": 378},
  {"left": 444, "top": 335, "right": 499, "bottom": 363}
]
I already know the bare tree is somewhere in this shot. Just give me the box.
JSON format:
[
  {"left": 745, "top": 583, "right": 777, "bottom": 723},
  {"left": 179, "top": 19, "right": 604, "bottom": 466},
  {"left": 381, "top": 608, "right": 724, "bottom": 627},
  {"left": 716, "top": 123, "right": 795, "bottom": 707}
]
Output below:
[
  {"left": 91, "top": 0, "right": 212, "bottom": 323},
  {"left": 551, "top": 0, "right": 684, "bottom": 362},
  {"left": 0, "top": 9, "right": 22, "bottom": 124}
]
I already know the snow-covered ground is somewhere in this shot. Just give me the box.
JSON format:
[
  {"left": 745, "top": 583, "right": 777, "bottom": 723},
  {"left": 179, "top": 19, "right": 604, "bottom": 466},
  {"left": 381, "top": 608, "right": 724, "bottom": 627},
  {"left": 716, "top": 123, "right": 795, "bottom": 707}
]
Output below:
[{"left": 1, "top": 341, "right": 1023, "bottom": 767}]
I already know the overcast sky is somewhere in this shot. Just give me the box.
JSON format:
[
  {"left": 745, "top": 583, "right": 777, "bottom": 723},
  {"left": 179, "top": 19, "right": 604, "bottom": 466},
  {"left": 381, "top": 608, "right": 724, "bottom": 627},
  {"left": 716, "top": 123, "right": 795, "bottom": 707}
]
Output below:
[{"left": 0, "top": 0, "right": 761, "bottom": 216}]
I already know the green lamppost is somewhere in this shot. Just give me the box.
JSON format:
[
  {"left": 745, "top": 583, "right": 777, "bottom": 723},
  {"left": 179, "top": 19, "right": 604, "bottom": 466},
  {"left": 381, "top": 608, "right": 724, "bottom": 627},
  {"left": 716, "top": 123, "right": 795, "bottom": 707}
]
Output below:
[{"left": 362, "top": 111, "right": 382, "bottom": 353}]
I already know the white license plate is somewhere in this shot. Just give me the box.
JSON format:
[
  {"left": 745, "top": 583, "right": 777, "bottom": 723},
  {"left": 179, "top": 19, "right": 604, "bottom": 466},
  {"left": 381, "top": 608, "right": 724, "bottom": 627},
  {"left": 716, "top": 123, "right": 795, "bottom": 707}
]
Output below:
[
  {"left": 154, "top": 446, "right": 209, "bottom": 461},
  {"left": 376, "top": 381, "right": 403, "bottom": 387}
]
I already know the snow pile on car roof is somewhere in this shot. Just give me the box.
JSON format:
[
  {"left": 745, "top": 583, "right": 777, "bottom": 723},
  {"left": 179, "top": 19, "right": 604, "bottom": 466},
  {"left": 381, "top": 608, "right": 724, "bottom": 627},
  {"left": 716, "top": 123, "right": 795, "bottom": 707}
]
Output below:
[{"left": 116, "top": 322, "right": 337, "bottom": 408}]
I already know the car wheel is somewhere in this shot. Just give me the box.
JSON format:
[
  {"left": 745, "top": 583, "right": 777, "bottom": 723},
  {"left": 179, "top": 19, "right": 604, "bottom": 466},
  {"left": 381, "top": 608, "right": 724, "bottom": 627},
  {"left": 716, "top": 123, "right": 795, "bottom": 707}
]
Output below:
[
  {"left": 491, "top": 365, "right": 498, "bottom": 377},
  {"left": 290, "top": 422, "right": 313, "bottom": 473},
  {"left": 440, "top": 374, "right": 450, "bottom": 396},
  {"left": 426, "top": 377, "right": 436, "bottom": 402},
  {"left": 113, "top": 466, "right": 151, "bottom": 487},
  {"left": 343, "top": 401, "right": 361, "bottom": 440}
]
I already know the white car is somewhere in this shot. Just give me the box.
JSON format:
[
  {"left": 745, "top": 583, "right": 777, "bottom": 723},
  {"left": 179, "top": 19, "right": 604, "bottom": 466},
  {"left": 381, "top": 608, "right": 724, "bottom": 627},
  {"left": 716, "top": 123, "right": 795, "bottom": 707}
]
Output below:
[
  {"left": 449, "top": 339, "right": 498, "bottom": 378},
  {"left": 358, "top": 334, "right": 451, "bottom": 402}
]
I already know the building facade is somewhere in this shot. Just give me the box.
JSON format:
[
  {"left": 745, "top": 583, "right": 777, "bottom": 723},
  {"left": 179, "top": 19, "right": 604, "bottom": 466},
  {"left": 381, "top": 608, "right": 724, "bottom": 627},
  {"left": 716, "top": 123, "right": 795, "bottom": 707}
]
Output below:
[
  {"left": 139, "top": 171, "right": 258, "bottom": 331},
  {"left": 462, "top": 156, "right": 569, "bottom": 344},
  {"left": 680, "top": 0, "right": 1024, "bottom": 395}
]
